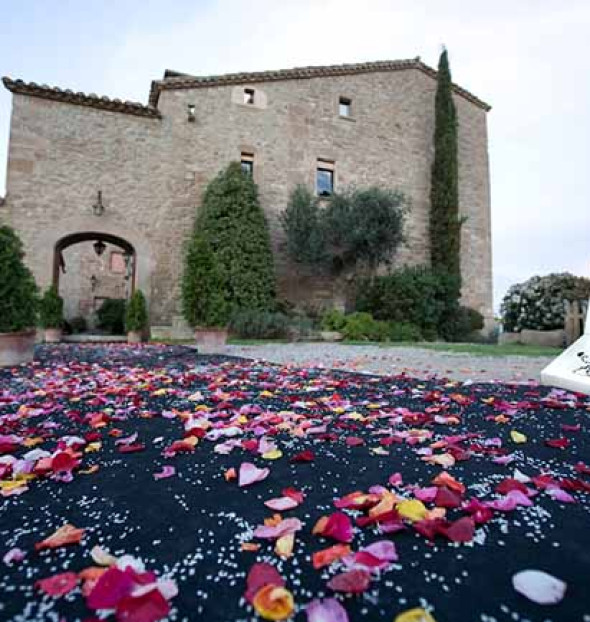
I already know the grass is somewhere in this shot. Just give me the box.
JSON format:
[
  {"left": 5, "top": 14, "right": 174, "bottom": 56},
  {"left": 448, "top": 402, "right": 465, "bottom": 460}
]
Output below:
[
  {"left": 408, "top": 342, "right": 560, "bottom": 357},
  {"left": 150, "top": 338, "right": 560, "bottom": 357}
]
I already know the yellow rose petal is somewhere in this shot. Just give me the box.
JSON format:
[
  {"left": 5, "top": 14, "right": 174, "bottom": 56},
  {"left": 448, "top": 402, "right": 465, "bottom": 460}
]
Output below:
[
  {"left": 396, "top": 499, "right": 428, "bottom": 522},
  {"left": 394, "top": 608, "right": 437, "bottom": 622},
  {"left": 511, "top": 430, "right": 527, "bottom": 444},
  {"left": 262, "top": 449, "right": 283, "bottom": 460}
]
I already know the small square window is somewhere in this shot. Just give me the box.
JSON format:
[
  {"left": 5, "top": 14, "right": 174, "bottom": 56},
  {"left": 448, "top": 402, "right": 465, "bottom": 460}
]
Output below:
[
  {"left": 109, "top": 251, "right": 125, "bottom": 274},
  {"left": 244, "top": 88, "right": 255, "bottom": 105},
  {"left": 316, "top": 164, "right": 334, "bottom": 197},
  {"left": 241, "top": 152, "right": 254, "bottom": 175},
  {"left": 339, "top": 97, "right": 351, "bottom": 117}
]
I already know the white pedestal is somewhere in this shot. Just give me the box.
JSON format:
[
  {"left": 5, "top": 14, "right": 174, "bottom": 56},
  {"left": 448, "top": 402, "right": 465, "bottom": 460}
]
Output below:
[{"left": 541, "top": 299, "right": 590, "bottom": 395}]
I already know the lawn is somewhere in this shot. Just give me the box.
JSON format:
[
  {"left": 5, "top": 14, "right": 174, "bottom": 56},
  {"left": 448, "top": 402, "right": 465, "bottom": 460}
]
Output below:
[
  {"left": 1, "top": 344, "right": 587, "bottom": 622},
  {"left": 227, "top": 339, "right": 560, "bottom": 357}
]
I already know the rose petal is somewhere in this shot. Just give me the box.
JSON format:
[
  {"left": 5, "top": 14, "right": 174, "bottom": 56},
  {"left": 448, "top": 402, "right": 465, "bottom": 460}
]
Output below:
[
  {"left": 245, "top": 562, "right": 285, "bottom": 604},
  {"left": 327, "top": 569, "right": 371, "bottom": 593},
  {"left": 154, "top": 465, "right": 175, "bottom": 480},
  {"left": 252, "top": 585, "right": 294, "bottom": 621},
  {"left": 306, "top": 598, "right": 349, "bottom": 622},
  {"left": 116, "top": 587, "right": 170, "bottom": 622},
  {"left": 512, "top": 569, "right": 566, "bottom": 605},
  {"left": 36, "top": 572, "right": 78, "bottom": 597},
  {"left": 239, "top": 462, "right": 270, "bottom": 487},
  {"left": 264, "top": 497, "right": 299, "bottom": 511}
]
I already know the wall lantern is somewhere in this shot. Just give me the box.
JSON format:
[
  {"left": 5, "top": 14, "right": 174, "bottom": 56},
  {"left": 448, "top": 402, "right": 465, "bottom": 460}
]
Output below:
[
  {"left": 90, "top": 274, "right": 98, "bottom": 292},
  {"left": 93, "top": 240, "right": 106, "bottom": 256},
  {"left": 187, "top": 104, "right": 196, "bottom": 122},
  {"left": 93, "top": 190, "right": 105, "bottom": 216}
]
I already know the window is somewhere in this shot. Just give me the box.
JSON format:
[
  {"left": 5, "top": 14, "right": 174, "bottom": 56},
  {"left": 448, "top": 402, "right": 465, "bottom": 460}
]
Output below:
[
  {"left": 110, "top": 251, "right": 125, "bottom": 274},
  {"left": 241, "top": 152, "right": 254, "bottom": 176},
  {"left": 339, "top": 97, "right": 351, "bottom": 117},
  {"left": 187, "top": 104, "right": 196, "bottom": 122},
  {"left": 243, "top": 88, "right": 255, "bottom": 105},
  {"left": 316, "top": 160, "right": 335, "bottom": 196}
]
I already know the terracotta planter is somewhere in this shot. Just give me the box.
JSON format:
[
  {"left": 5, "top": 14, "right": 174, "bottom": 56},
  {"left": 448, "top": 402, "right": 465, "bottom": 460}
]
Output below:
[
  {"left": 44, "top": 328, "right": 62, "bottom": 343},
  {"left": 194, "top": 328, "right": 228, "bottom": 354},
  {"left": 127, "top": 330, "right": 143, "bottom": 344},
  {"left": 0, "top": 330, "right": 36, "bottom": 367}
]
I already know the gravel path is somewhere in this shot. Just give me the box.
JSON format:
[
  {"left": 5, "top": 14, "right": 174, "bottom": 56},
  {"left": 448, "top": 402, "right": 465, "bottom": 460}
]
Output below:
[{"left": 227, "top": 343, "right": 555, "bottom": 383}]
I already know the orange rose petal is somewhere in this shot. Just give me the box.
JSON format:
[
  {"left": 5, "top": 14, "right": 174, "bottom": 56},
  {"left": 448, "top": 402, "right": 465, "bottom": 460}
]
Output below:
[
  {"left": 312, "top": 515, "right": 329, "bottom": 535},
  {"left": 35, "top": 524, "right": 85, "bottom": 551},
  {"left": 312, "top": 544, "right": 351, "bottom": 569},
  {"left": 252, "top": 584, "right": 294, "bottom": 621}
]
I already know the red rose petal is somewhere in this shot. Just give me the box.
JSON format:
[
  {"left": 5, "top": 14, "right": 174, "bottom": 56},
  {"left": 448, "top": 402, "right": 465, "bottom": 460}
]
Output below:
[
  {"left": 36, "top": 571, "right": 78, "bottom": 597},
  {"left": 245, "top": 563, "right": 285, "bottom": 604},
  {"left": 116, "top": 588, "right": 170, "bottom": 622},
  {"left": 327, "top": 569, "right": 371, "bottom": 593}
]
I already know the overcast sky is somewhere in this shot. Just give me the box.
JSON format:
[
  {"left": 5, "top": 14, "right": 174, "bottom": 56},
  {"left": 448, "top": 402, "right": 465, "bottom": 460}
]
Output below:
[{"left": 1, "top": 0, "right": 589, "bottom": 310}]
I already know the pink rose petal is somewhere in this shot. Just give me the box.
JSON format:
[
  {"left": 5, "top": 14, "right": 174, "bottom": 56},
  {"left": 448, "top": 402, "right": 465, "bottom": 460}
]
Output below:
[
  {"left": 239, "top": 462, "right": 270, "bottom": 488},
  {"left": 254, "top": 518, "right": 303, "bottom": 540},
  {"left": 264, "top": 496, "right": 299, "bottom": 511},
  {"left": 3, "top": 547, "right": 25, "bottom": 565},
  {"left": 154, "top": 465, "right": 176, "bottom": 480},
  {"left": 306, "top": 597, "right": 349, "bottom": 622}
]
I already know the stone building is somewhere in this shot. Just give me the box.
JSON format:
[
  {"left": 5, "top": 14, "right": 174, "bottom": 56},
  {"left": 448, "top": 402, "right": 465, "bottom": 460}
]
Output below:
[{"left": 1, "top": 58, "right": 492, "bottom": 337}]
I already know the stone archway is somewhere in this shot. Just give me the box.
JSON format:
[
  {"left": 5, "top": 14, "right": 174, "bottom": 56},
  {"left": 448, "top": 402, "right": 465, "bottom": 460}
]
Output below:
[{"left": 53, "top": 232, "right": 137, "bottom": 333}]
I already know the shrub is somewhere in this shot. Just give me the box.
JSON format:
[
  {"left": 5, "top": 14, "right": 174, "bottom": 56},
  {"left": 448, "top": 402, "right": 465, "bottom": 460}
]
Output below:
[
  {"left": 320, "top": 309, "right": 347, "bottom": 332},
  {"left": 182, "top": 234, "right": 230, "bottom": 328},
  {"left": 229, "top": 309, "right": 290, "bottom": 339},
  {"left": 125, "top": 290, "right": 148, "bottom": 333},
  {"left": 39, "top": 285, "right": 64, "bottom": 329},
  {"left": 197, "top": 162, "right": 276, "bottom": 311},
  {"left": 388, "top": 321, "right": 422, "bottom": 342},
  {"left": 282, "top": 185, "right": 408, "bottom": 274},
  {"left": 442, "top": 306, "right": 485, "bottom": 342},
  {"left": 69, "top": 316, "right": 88, "bottom": 334},
  {"left": 340, "top": 312, "right": 388, "bottom": 341},
  {"left": 500, "top": 273, "right": 590, "bottom": 332},
  {"left": 323, "top": 187, "right": 408, "bottom": 271},
  {"left": 96, "top": 299, "right": 126, "bottom": 335},
  {"left": 281, "top": 185, "right": 328, "bottom": 266},
  {"left": 0, "top": 225, "right": 38, "bottom": 333},
  {"left": 356, "top": 266, "right": 451, "bottom": 339}
]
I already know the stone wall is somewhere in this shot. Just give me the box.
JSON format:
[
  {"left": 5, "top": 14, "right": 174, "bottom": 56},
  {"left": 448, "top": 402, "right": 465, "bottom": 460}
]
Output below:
[
  {"left": 2, "top": 66, "right": 492, "bottom": 335},
  {"left": 59, "top": 242, "right": 129, "bottom": 328}
]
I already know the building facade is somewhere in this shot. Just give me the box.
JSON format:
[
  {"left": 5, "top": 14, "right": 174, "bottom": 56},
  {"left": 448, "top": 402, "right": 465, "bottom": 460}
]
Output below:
[{"left": 1, "top": 58, "right": 492, "bottom": 336}]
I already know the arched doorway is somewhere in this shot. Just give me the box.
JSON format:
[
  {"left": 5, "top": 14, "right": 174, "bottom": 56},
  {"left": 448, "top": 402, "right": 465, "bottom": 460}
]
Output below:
[{"left": 53, "top": 232, "right": 136, "bottom": 334}]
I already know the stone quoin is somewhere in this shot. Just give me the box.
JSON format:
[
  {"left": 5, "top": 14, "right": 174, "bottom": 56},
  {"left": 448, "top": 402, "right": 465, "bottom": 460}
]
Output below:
[{"left": 1, "top": 58, "right": 492, "bottom": 338}]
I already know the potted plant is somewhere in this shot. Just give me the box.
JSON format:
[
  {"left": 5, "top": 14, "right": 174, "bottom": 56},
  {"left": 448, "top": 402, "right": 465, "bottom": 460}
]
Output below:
[
  {"left": 126, "top": 289, "right": 148, "bottom": 343},
  {"left": 39, "top": 285, "right": 64, "bottom": 343},
  {"left": 0, "top": 225, "right": 38, "bottom": 366},
  {"left": 182, "top": 233, "right": 230, "bottom": 353}
]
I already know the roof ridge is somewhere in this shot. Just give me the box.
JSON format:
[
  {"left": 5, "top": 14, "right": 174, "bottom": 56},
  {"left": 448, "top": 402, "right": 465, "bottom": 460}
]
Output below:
[
  {"left": 149, "top": 58, "right": 490, "bottom": 111},
  {"left": 2, "top": 77, "right": 161, "bottom": 119}
]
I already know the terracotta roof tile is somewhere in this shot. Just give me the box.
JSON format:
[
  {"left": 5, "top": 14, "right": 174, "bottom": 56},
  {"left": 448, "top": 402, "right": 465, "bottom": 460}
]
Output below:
[
  {"left": 149, "top": 58, "right": 491, "bottom": 111},
  {"left": 2, "top": 77, "right": 161, "bottom": 119}
]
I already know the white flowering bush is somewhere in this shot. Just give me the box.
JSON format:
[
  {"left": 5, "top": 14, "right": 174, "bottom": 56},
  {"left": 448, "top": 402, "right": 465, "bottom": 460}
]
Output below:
[{"left": 501, "top": 273, "right": 590, "bottom": 332}]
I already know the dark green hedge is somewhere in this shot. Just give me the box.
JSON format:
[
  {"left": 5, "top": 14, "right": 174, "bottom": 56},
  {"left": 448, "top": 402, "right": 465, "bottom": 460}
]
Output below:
[
  {"left": 197, "top": 162, "right": 276, "bottom": 311},
  {"left": 0, "top": 225, "right": 38, "bottom": 333}
]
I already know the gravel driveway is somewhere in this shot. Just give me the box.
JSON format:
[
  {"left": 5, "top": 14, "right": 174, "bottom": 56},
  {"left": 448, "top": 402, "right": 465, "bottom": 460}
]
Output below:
[{"left": 227, "top": 343, "right": 555, "bottom": 383}]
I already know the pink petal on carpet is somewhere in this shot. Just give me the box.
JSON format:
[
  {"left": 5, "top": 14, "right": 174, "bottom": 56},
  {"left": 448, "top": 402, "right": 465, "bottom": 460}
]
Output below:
[{"left": 239, "top": 462, "right": 270, "bottom": 487}]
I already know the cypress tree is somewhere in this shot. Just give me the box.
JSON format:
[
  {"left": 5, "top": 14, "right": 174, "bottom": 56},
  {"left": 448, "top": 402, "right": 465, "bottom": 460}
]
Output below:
[
  {"left": 430, "top": 48, "right": 462, "bottom": 281},
  {"left": 197, "top": 162, "right": 276, "bottom": 311}
]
